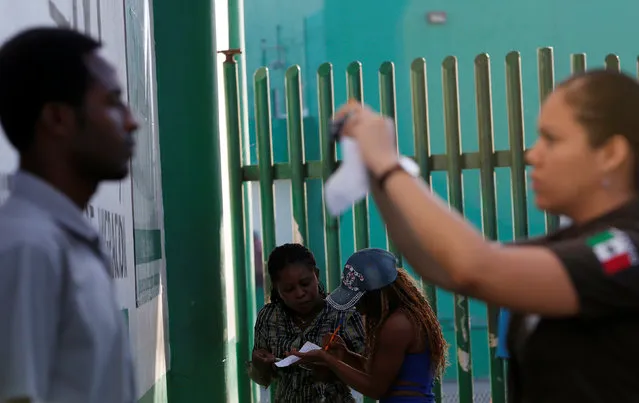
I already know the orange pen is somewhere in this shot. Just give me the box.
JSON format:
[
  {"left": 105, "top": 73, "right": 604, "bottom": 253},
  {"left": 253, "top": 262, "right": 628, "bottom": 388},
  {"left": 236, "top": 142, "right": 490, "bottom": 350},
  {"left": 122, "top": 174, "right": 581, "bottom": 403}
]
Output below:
[
  {"left": 324, "top": 311, "right": 354, "bottom": 351},
  {"left": 324, "top": 324, "right": 341, "bottom": 351}
]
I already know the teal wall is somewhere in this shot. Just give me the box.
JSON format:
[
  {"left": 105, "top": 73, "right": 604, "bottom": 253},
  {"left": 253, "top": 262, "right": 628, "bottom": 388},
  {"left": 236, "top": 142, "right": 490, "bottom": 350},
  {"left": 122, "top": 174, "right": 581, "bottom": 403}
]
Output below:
[{"left": 244, "top": 0, "right": 639, "bottom": 380}]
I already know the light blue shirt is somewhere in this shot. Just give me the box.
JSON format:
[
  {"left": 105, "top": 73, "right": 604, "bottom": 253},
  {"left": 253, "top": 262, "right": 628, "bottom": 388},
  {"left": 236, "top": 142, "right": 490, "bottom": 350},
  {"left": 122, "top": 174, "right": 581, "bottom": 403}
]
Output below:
[{"left": 0, "top": 171, "right": 136, "bottom": 403}]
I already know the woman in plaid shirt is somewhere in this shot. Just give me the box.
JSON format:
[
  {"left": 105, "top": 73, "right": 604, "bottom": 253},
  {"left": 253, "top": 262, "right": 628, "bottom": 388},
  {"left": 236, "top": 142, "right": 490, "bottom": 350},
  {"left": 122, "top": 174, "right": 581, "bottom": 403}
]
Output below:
[{"left": 248, "top": 243, "right": 366, "bottom": 402}]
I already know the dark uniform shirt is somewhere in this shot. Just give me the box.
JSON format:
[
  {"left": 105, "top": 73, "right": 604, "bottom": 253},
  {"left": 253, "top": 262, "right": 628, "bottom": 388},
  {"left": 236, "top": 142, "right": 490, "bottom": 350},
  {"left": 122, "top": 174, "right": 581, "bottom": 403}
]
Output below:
[{"left": 507, "top": 200, "right": 639, "bottom": 402}]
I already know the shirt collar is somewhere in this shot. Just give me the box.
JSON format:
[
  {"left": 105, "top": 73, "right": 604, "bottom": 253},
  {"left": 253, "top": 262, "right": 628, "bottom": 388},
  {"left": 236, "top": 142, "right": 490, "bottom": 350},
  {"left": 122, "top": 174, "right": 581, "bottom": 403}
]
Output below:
[
  {"left": 551, "top": 198, "right": 639, "bottom": 240},
  {"left": 11, "top": 170, "right": 100, "bottom": 244}
]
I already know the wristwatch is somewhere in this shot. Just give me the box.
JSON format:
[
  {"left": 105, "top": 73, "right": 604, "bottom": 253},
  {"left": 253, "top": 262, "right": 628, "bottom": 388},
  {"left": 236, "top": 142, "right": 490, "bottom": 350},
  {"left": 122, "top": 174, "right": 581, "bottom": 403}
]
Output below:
[{"left": 375, "top": 157, "right": 420, "bottom": 190}]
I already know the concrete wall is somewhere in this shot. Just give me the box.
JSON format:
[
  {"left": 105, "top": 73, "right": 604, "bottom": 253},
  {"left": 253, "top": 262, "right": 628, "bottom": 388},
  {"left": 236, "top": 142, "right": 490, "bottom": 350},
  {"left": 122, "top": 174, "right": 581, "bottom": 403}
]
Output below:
[{"left": 0, "top": 1, "right": 168, "bottom": 401}]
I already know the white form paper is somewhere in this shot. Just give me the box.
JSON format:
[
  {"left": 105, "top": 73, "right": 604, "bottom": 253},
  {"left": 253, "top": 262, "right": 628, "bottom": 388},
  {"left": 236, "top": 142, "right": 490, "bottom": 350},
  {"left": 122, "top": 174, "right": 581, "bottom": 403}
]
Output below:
[
  {"left": 274, "top": 341, "right": 322, "bottom": 368},
  {"left": 324, "top": 137, "right": 420, "bottom": 217}
]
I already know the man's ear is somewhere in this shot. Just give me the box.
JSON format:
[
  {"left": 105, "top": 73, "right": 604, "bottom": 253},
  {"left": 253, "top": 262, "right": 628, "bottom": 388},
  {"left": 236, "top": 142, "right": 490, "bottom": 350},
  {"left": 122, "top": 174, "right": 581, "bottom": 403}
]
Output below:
[{"left": 39, "top": 102, "right": 77, "bottom": 139}]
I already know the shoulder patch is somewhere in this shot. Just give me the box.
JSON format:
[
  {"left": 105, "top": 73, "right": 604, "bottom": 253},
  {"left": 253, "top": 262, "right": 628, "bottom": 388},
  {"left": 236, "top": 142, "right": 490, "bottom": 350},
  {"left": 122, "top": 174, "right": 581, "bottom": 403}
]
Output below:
[{"left": 586, "top": 228, "right": 638, "bottom": 275}]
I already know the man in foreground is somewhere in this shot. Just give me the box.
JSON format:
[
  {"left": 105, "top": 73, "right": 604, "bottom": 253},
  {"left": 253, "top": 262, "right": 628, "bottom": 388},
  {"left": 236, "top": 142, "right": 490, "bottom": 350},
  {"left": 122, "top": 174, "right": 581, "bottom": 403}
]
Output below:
[{"left": 0, "top": 27, "right": 138, "bottom": 403}]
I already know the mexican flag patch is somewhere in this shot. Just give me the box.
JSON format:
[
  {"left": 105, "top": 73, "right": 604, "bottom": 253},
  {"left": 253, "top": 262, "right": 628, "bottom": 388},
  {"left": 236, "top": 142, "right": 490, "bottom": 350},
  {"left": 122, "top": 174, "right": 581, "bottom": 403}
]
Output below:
[{"left": 586, "top": 229, "right": 638, "bottom": 275}]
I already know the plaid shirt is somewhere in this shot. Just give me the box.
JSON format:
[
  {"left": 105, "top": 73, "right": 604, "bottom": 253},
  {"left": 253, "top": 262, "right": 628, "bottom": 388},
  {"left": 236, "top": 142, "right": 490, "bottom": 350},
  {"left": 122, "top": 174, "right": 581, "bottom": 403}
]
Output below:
[{"left": 253, "top": 301, "right": 366, "bottom": 402}]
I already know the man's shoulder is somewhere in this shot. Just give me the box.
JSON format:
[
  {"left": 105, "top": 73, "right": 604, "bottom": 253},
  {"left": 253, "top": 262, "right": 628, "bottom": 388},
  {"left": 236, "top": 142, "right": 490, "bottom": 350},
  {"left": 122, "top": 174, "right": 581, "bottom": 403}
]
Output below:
[{"left": 0, "top": 197, "right": 65, "bottom": 255}]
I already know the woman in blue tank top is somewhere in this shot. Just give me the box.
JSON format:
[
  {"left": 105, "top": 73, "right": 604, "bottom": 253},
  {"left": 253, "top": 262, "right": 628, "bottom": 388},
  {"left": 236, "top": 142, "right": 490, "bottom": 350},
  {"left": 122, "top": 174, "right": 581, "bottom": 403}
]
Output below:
[{"left": 291, "top": 248, "right": 447, "bottom": 402}]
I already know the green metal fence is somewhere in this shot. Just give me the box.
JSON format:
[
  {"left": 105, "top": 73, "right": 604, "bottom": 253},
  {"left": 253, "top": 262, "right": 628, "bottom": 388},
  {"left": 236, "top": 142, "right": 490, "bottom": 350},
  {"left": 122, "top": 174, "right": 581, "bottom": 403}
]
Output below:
[{"left": 221, "top": 48, "right": 627, "bottom": 403}]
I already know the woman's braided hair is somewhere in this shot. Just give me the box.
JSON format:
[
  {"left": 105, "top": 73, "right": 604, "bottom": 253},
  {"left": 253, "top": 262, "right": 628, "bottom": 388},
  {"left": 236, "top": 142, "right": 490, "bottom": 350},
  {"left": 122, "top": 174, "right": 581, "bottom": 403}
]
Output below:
[{"left": 363, "top": 269, "right": 448, "bottom": 379}]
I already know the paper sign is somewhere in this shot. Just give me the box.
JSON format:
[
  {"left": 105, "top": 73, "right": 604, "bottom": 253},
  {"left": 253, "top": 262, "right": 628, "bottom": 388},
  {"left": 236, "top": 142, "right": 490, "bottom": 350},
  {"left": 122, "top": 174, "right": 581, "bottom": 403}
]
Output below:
[{"left": 274, "top": 341, "right": 322, "bottom": 368}]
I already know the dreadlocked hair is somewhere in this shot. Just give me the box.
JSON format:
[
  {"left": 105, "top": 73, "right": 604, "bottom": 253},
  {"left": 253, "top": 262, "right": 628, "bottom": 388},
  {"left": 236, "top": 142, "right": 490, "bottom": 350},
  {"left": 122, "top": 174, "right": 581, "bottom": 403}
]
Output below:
[
  {"left": 363, "top": 269, "right": 448, "bottom": 379},
  {"left": 266, "top": 243, "right": 326, "bottom": 304}
]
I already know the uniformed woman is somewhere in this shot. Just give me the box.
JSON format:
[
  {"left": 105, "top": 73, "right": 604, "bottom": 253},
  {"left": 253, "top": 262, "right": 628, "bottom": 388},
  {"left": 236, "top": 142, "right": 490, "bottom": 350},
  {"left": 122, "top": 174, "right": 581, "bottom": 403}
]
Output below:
[{"left": 331, "top": 69, "right": 639, "bottom": 402}]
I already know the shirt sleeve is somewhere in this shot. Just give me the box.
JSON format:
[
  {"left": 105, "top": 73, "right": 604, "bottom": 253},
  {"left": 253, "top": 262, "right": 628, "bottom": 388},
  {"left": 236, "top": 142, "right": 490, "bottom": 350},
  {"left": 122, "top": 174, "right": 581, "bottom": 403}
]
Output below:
[
  {"left": 0, "top": 243, "right": 63, "bottom": 401},
  {"left": 340, "top": 310, "right": 366, "bottom": 354},
  {"left": 253, "top": 304, "right": 274, "bottom": 352},
  {"left": 545, "top": 227, "right": 639, "bottom": 318}
]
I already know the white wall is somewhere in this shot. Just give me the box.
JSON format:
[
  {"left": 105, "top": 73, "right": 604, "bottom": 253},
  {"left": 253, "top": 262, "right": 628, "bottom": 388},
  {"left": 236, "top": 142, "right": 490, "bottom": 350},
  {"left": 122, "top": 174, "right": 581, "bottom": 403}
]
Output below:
[{"left": 0, "top": 1, "right": 168, "bottom": 401}]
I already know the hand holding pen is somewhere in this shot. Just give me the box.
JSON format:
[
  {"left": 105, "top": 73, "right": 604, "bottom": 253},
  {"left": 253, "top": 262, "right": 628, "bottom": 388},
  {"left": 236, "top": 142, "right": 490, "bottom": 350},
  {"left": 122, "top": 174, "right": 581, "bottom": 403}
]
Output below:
[{"left": 321, "top": 333, "right": 348, "bottom": 361}]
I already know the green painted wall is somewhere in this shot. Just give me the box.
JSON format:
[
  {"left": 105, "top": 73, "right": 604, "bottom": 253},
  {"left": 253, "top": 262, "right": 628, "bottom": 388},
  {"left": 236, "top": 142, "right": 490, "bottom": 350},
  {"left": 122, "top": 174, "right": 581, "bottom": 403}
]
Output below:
[{"left": 244, "top": 0, "right": 639, "bottom": 381}]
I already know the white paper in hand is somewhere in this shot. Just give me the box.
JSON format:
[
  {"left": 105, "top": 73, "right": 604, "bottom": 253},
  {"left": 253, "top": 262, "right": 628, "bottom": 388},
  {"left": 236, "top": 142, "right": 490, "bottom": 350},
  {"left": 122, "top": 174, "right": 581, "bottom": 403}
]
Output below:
[
  {"left": 274, "top": 341, "right": 322, "bottom": 368},
  {"left": 324, "top": 137, "right": 420, "bottom": 217},
  {"left": 324, "top": 138, "right": 369, "bottom": 217}
]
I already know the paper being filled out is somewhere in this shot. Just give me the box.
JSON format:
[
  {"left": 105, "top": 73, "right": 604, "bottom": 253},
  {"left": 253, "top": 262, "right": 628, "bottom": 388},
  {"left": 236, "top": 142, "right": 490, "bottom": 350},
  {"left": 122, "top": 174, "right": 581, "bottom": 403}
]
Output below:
[{"left": 274, "top": 341, "right": 322, "bottom": 368}]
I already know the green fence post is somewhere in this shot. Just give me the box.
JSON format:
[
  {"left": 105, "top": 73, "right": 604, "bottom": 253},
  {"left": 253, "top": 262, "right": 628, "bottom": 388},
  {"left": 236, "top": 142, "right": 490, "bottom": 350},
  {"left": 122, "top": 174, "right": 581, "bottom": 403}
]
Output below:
[
  {"left": 152, "top": 0, "right": 228, "bottom": 399},
  {"left": 442, "top": 56, "right": 474, "bottom": 403},
  {"left": 378, "top": 61, "right": 403, "bottom": 267},
  {"left": 318, "top": 63, "right": 342, "bottom": 291},
  {"left": 474, "top": 53, "right": 506, "bottom": 403},
  {"left": 220, "top": 50, "right": 255, "bottom": 403},
  {"left": 410, "top": 57, "right": 442, "bottom": 403},
  {"left": 346, "top": 61, "right": 377, "bottom": 403},
  {"left": 571, "top": 54, "right": 587, "bottom": 74},
  {"left": 537, "top": 48, "right": 559, "bottom": 234},
  {"left": 226, "top": 9, "right": 256, "bottom": 386},
  {"left": 505, "top": 52, "right": 529, "bottom": 242},
  {"left": 504, "top": 55, "right": 529, "bottom": 403},
  {"left": 255, "top": 67, "right": 277, "bottom": 296},
  {"left": 347, "top": 62, "right": 370, "bottom": 253},
  {"left": 504, "top": 55, "right": 530, "bottom": 403},
  {"left": 255, "top": 67, "right": 278, "bottom": 403},
  {"left": 605, "top": 54, "right": 620, "bottom": 71},
  {"left": 286, "top": 66, "right": 310, "bottom": 246}
]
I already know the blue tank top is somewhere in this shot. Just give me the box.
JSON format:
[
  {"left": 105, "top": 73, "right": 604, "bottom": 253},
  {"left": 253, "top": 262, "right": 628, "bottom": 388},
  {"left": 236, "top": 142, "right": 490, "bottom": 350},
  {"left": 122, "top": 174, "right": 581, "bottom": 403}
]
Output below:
[{"left": 380, "top": 348, "right": 436, "bottom": 403}]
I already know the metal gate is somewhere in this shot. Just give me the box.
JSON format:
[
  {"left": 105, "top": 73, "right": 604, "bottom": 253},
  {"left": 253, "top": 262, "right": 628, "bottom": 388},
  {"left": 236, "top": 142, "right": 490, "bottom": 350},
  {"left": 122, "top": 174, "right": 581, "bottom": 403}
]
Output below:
[{"left": 220, "top": 48, "right": 625, "bottom": 403}]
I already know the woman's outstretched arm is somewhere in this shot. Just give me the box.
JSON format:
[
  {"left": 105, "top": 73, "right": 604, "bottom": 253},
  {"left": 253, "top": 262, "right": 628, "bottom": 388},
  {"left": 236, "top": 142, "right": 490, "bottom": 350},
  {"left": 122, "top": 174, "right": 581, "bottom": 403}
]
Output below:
[{"left": 335, "top": 102, "right": 579, "bottom": 316}]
